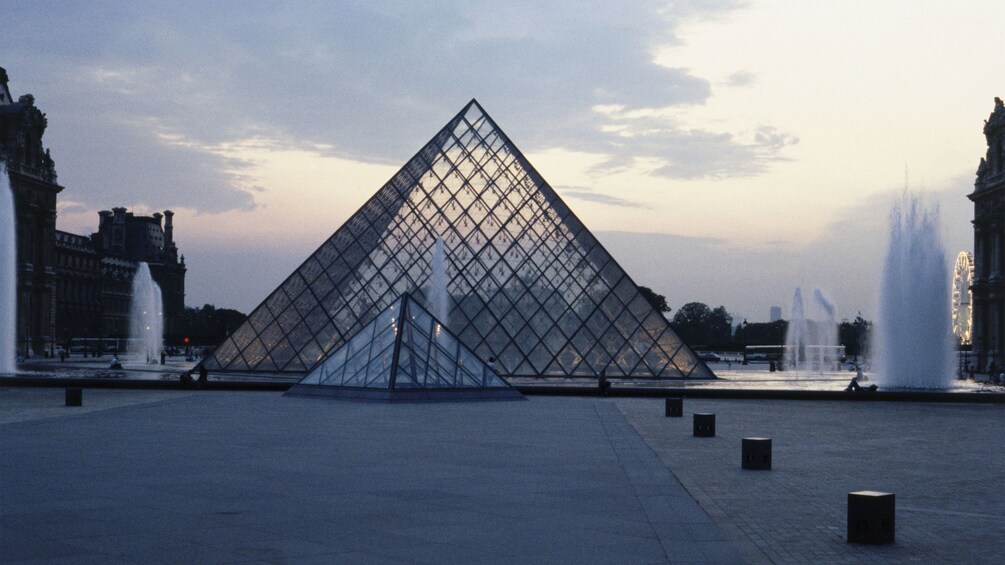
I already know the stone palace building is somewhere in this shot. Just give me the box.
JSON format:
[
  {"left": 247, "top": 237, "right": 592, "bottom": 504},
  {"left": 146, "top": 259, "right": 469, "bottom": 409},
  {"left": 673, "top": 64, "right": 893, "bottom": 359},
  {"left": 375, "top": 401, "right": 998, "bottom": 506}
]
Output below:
[
  {"left": 970, "top": 97, "right": 1005, "bottom": 374},
  {"left": 1, "top": 67, "right": 185, "bottom": 356}
]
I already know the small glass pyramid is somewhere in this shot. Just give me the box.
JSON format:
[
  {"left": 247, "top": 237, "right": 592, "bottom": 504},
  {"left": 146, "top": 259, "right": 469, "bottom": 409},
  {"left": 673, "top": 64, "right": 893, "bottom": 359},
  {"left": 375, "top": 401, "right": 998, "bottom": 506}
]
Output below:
[
  {"left": 204, "top": 99, "right": 714, "bottom": 379},
  {"left": 286, "top": 293, "right": 523, "bottom": 401}
]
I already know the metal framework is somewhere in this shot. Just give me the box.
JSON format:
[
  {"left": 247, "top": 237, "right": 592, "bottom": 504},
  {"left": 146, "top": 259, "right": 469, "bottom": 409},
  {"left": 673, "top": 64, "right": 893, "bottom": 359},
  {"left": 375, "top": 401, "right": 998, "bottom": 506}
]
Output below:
[
  {"left": 287, "top": 293, "right": 522, "bottom": 400},
  {"left": 952, "top": 251, "right": 974, "bottom": 345},
  {"left": 203, "top": 100, "right": 713, "bottom": 379}
]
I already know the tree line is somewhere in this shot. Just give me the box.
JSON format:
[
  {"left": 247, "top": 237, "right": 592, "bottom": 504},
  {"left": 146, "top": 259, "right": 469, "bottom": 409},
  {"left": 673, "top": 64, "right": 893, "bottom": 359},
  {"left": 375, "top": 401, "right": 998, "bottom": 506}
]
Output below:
[
  {"left": 188, "top": 288, "right": 874, "bottom": 356},
  {"left": 638, "top": 287, "right": 872, "bottom": 356},
  {"left": 178, "top": 304, "right": 247, "bottom": 345}
]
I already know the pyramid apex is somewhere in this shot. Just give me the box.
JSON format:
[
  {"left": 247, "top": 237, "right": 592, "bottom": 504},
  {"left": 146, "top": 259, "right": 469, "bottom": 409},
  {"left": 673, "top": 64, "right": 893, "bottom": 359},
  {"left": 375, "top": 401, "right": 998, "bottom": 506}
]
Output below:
[{"left": 459, "top": 98, "right": 485, "bottom": 117}]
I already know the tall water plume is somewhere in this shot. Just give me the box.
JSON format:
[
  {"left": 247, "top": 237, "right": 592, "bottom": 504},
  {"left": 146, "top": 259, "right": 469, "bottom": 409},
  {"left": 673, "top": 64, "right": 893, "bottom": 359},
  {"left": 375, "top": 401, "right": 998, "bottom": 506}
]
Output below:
[
  {"left": 1, "top": 168, "right": 16, "bottom": 373},
  {"left": 875, "top": 194, "right": 953, "bottom": 388},
  {"left": 129, "top": 262, "right": 164, "bottom": 363},
  {"left": 784, "top": 286, "right": 838, "bottom": 372},
  {"left": 429, "top": 236, "right": 450, "bottom": 325}
]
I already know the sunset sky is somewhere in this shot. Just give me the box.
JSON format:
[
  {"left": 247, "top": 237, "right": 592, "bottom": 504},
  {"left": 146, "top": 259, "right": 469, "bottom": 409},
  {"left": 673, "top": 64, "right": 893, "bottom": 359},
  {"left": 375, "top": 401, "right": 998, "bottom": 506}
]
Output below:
[{"left": 6, "top": 0, "right": 1004, "bottom": 322}]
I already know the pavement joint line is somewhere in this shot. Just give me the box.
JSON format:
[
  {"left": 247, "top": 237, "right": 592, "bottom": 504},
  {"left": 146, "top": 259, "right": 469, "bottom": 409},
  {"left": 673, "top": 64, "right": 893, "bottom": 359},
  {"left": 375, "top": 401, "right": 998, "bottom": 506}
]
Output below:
[
  {"left": 593, "top": 401, "right": 675, "bottom": 563},
  {"left": 613, "top": 400, "right": 774, "bottom": 565}
]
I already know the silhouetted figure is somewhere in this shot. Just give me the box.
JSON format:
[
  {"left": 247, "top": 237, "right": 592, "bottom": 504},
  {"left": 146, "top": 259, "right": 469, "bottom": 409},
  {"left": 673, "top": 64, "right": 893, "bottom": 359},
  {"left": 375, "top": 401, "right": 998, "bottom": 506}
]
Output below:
[
  {"left": 487, "top": 357, "right": 496, "bottom": 372},
  {"left": 180, "top": 371, "right": 194, "bottom": 386},
  {"left": 598, "top": 369, "right": 611, "bottom": 396},
  {"left": 110, "top": 356, "right": 123, "bottom": 370},
  {"left": 198, "top": 364, "right": 208, "bottom": 386},
  {"left": 845, "top": 375, "right": 877, "bottom": 392},
  {"left": 160, "top": 350, "right": 167, "bottom": 365},
  {"left": 769, "top": 361, "right": 776, "bottom": 372}
]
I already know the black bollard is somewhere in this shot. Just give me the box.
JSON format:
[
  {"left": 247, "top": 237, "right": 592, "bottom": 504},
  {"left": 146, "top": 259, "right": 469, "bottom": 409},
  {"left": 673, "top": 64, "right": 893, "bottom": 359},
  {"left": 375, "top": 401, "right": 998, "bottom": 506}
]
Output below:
[
  {"left": 693, "top": 413, "right": 715, "bottom": 437},
  {"left": 847, "top": 491, "right": 895, "bottom": 544},
  {"left": 665, "top": 396, "right": 683, "bottom": 417},
  {"left": 65, "top": 387, "right": 82, "bottom": 407},
  {"left": 741, "top": 437, "right": 772, "bottom": 470}
]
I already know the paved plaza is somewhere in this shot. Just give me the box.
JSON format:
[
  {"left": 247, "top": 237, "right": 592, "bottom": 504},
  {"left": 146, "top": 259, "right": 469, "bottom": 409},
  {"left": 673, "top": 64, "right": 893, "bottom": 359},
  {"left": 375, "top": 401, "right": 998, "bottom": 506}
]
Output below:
[
  {"left": 1, "top": 388, "right": 739, "bottom": 564},
  {"left": 616, "top": 397, "right": 1004, "bottom": 564},
  {"left": 1, "top": 388, "right": 1001, "bottom": 563}
]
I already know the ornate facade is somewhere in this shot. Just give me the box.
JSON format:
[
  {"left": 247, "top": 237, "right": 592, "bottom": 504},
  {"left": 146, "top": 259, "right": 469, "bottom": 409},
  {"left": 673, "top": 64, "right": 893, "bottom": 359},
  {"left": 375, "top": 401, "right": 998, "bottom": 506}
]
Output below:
[
  {"left": 3, "top": 67, "right": 187, "bottom": 352},
  {"left": 91, "top": 207, "right": 186, "bottom": 340},
  {"left": 1, "top": 67, "right": 62, "bottom": 356},
  {"left": 970, "top": 97, "right": 1005, "bottom": 374},
  {"left": 54, "top": 230, "right": 102, "bottom": 342}
]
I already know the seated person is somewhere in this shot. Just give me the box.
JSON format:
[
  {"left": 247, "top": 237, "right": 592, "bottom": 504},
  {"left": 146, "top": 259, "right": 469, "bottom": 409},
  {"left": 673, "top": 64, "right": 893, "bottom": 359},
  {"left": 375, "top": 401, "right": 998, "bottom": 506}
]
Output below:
[
  {"left": 845, "top": 374, "right": 878, "bottom": 392},
  {"left": 598, "top": 369, "right": 611, "bottom": 395}
]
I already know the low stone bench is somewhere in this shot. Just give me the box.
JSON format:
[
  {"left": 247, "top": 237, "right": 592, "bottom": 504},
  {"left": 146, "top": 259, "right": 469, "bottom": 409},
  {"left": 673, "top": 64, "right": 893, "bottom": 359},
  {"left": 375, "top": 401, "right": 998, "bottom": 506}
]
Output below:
[
  {"left": 741, "top": 437, "right": 771, "bottom": 470},
  {"left": 693, "top": 413, "right": 715, "bottom": 437},
  {"left": 847, "top": 491, "right": 895, "bottom": 544},
  {"left": 665, "top": 396, "right": 683, "bottom": 417},
  {"left": 65, "top": 387, "right": 82, "bottom": 407}
]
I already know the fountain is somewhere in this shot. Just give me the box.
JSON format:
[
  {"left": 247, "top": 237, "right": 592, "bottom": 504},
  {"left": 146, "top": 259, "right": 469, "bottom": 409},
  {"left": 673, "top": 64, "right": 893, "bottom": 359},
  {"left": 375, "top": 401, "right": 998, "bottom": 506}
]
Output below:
[
  {"left": 129, "top": 262, "right": 164, "bottom": 364},
  {"left": 429, "top": 236, "right": 450, "bottom": 325},
  {"left": 875, "top": 194, "right": 953, "bottom": 388},
  {"left": 784, "top": 287, "right": 839, "bottom": 373},
  {"left": 1, "top": 167, "right": 16, "bottom": 374}
]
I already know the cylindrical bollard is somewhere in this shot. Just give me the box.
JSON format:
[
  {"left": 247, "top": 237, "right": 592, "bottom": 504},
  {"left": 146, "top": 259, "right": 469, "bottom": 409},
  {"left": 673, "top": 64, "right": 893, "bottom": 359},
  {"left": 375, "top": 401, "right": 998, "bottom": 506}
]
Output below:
[
  {"left": 693, "top": 413, "right": 715, "bottom": 437},
  {"left": 847, "top": 491, "right": 895, "bottom": 544},
  {"left": 741, "top": 437, "right": 772, "bottom": 470},
  {"left": 65, "top": 387, "right": 82, "bottom": 407},
  {"left": 665, "top": 396, "right": 683, "bottom": 417}
]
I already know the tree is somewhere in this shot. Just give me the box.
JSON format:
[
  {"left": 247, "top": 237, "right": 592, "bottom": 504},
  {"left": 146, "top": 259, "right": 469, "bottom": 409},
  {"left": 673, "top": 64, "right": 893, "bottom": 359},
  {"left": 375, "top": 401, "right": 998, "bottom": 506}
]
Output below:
[
  {"left": 671, "top": 302, "right": 712, "bottom": 345},
  {"left": 179, "top": 304, "right": 247, "bottom": 345},
  {"left": 838, "top": 315, "right": 871, "bottom": 358},
  {"left": 707, "top": 306, "right": 733, "bottom": 345},
  {"left": 734, "top": 320, "right": 788, "bottom": 347},
  {"left": 638, "top": 286, "right": 670, "bottom": 314}
]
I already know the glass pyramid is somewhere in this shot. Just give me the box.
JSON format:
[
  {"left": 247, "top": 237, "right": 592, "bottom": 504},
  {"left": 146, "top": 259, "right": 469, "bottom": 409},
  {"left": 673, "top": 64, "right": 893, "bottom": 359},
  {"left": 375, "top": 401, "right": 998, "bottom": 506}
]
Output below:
[
  {"left": 286, "top": 293, "right": 522, "bottom": 401},
  {"left": 204, "top": 99, "right": 714, "bottom": 379}
]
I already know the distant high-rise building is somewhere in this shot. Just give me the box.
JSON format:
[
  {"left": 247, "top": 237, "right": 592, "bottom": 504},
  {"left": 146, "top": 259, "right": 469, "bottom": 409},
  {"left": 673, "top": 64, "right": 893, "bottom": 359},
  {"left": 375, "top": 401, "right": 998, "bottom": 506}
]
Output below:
[
  {"left": 970, "top": 97, "right": 1005, "bottom": 373},
  {"left": 770, "top": 306, "right": 782, "bottom": 322}
]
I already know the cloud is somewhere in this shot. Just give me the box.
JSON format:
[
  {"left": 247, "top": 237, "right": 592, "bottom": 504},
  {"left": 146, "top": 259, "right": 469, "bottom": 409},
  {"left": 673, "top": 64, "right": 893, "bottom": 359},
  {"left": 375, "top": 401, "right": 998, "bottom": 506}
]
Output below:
[
  {"left": 724, "top": 70, "right": 756, "bottom": 87},
  {"left": 588, "top": 106, "right": 799, "bottom": 179},
  {"left": 3, "top": 0, "right": 781, "bottom": 214},
  {"left": 598, "top": 181, "right": 973, "bottom": 322},
  {"left": 558, "top": 187, "right": 650, "bottom": 209}
]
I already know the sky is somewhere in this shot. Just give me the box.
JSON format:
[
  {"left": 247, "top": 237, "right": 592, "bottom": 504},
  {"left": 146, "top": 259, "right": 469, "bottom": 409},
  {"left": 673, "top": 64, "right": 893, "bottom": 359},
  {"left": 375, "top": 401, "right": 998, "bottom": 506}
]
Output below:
[{"left": 5, "top": 0, "right": 1004, "bottom": 322}]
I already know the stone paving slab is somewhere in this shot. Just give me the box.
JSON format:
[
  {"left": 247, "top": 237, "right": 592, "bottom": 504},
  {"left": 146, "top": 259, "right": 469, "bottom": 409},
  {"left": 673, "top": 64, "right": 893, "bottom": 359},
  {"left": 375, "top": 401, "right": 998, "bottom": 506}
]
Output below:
[
  {"left": 0, "top": 387, "right": 198, "bottom": 424},
  {"left": 0, "top": 390, "right": 741, "bottom": 563},
  {"left": 615, "top": 397, "right": 1005, "bottom": 564}
]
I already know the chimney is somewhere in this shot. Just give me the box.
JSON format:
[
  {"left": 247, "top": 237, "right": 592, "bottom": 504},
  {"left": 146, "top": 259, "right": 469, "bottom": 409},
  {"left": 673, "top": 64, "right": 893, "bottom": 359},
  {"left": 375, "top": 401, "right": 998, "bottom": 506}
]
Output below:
[
  {"left": 111, "top": 207, "right": 126, "bottom": 254},
  {"left": 163, "top": 210, "right": 174, "bottom": 246},
  {"left": 97, "top": 210, "right": 112, "bottom": 250}
]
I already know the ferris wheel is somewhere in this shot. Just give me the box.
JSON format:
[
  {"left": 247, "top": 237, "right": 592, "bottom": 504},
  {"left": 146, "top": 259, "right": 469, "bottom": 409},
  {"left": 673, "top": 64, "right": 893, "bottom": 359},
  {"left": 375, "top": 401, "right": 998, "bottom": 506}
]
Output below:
[{"left": 952, "top": 251, "right": 974, "bottom": 345}]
